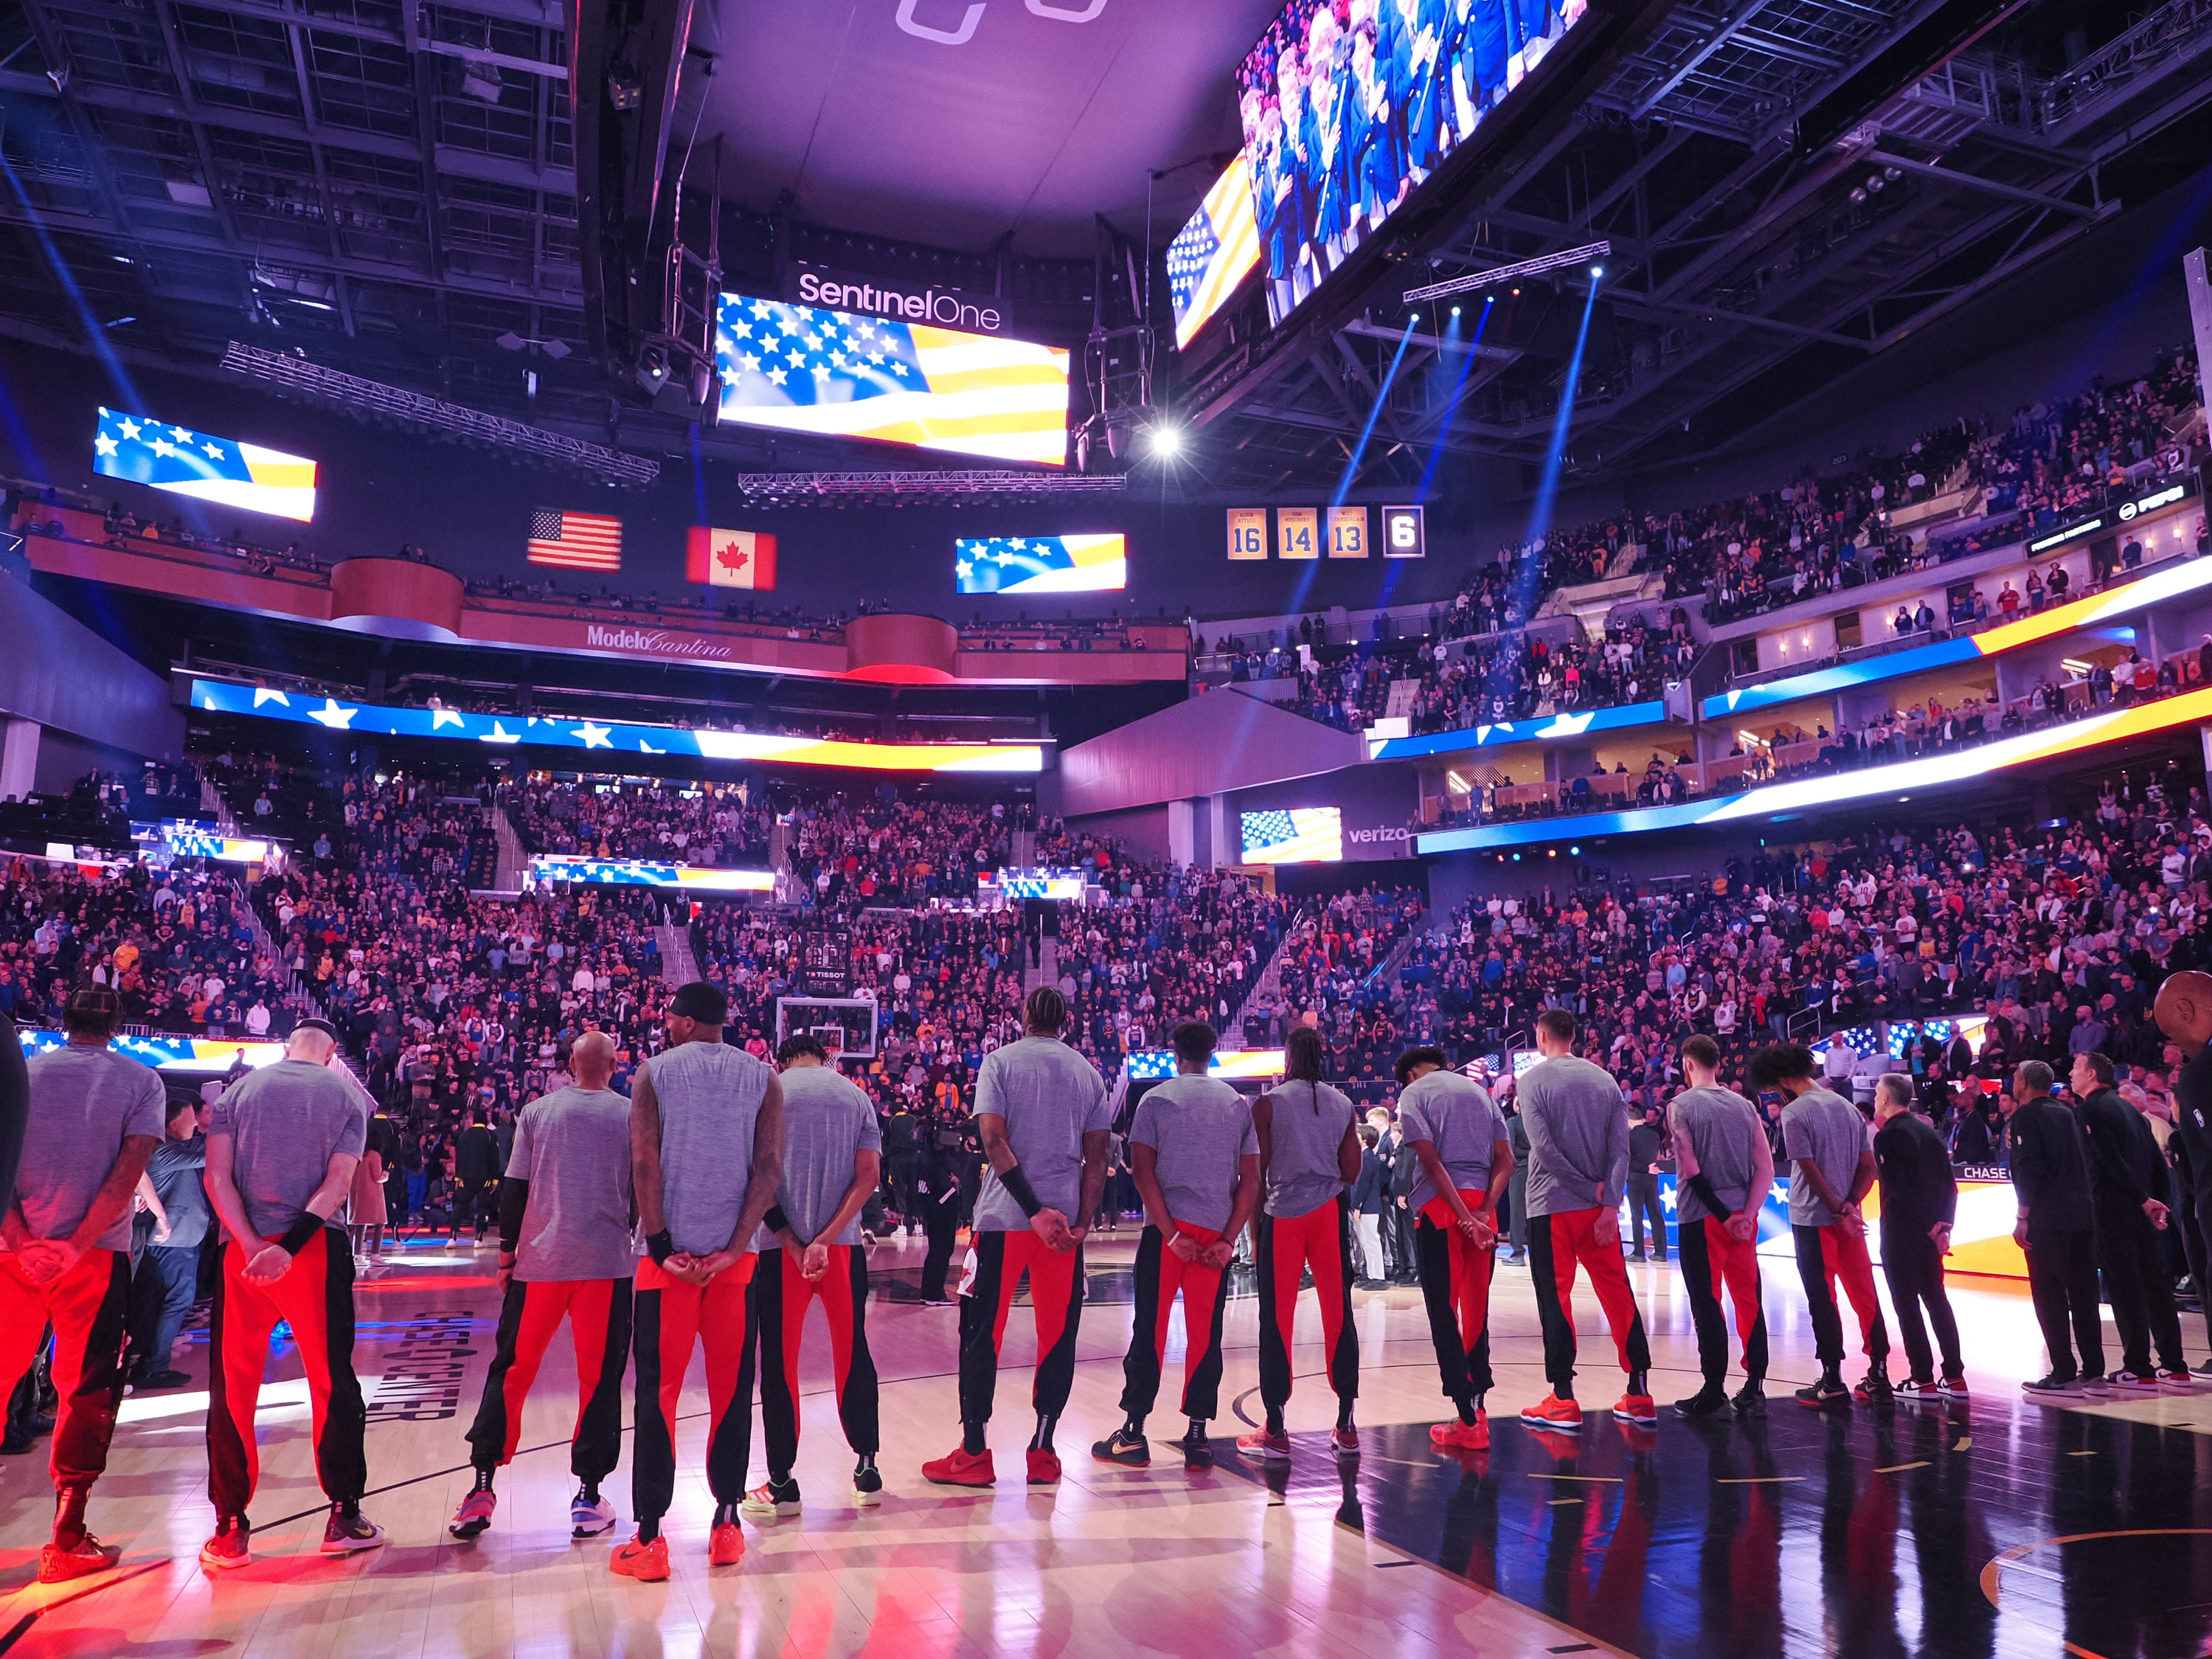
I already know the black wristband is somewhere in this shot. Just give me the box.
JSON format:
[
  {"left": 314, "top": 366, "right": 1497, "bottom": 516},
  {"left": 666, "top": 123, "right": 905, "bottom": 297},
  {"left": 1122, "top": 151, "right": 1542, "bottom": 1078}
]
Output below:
[
  {"left": 1686, "top": 1174, "right": 1733, "bottom": 1220},
  {"left": 645, "top": 1229, "right": 675, "bottom": 1266},
  {"left": 279, "top": 1214, "right": 324, "bottom": 1256},
  {"left": 998, "top": 1162, "right": 1044, "bottom": 1219},
  {"left": 763, "top": 1206, "right": 791, "bottom": 1236}
]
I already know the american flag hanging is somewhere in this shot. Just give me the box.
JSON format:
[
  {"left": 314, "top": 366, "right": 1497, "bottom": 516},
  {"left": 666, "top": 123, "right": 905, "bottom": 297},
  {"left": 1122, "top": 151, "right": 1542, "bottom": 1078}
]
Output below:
[
  {"left": 527, "top": 508, "right": 622, "bottom": 572},
  {"left": 1166, "top": 156, "right": 1260, "bottom": 350}
]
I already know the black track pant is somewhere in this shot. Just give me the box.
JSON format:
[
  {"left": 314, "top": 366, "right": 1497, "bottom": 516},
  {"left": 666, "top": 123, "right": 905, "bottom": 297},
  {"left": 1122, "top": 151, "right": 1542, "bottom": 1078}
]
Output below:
[
  {"left": 1120, "top": 1222, "right": 1232, "bottom": 1420},
  {"left": 2025, "top": 1227, "right": 2104, "bottom": 1381},
  {"left": 631, "top": 1255, "right": 757, "bottom": 1523},
  {"left": 1626, "top": 1177, "right": 1668, "bottom": 1258},
  {"left": 1879, "top": 1229, "right": 1962, "bottom": 1382},
  {"left": 1257, "top": 1198, "right": 1359, "bottom": 1415},
  {"left": 920, "top": 1185, "right": 960, "bottom": 1300},
  {"left": 1677, "top": 1213, "right": 1767, "bottom": 1388},
  {"left": 2095, "top": 1202, "right": 2185, "bottom": 1376},
  {"left": 957, "top": 1231, "right": 1084, "bottom": 1427}
]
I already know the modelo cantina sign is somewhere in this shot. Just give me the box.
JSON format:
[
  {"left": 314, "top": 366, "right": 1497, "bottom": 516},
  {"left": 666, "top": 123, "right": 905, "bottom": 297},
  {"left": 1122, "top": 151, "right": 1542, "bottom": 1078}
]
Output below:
[{"left": 789, "top": 268, "right": 1014, "bottom": 336}]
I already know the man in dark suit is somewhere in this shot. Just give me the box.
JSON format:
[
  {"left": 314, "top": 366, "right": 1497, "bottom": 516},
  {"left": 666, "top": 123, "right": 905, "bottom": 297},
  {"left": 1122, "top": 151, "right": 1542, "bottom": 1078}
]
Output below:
[{"left": 2007, "top": 1060, "right": 2102, "bottom": 1398}]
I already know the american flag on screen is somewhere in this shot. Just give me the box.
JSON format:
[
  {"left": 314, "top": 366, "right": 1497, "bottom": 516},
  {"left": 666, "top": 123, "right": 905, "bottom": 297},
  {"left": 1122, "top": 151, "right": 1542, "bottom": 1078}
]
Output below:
[
  {"left": 527, "top": 508, "right": 622, "bottom": 572},
  {"left": 1240, "top": 808, "right": 1343, "bottom": 865},
  {"left": 1167, "top": 156, "right": 1261, "bottom": 351},
  {"left": 714, "top": 296, "right": 1069, "bottom": 466}
]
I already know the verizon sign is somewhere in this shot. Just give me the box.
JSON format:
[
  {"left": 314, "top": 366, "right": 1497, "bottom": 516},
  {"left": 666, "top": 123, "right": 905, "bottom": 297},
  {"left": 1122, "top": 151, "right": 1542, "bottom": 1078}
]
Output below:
[{"left": 581, "top": 624, "right": 735, "bottom": 662}]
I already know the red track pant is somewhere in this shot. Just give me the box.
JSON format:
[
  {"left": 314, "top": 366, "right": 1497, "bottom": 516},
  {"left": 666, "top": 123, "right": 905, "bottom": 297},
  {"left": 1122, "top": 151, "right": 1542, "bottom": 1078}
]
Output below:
[
  {"left": 1793, "top": 1221, "right": 1889, "bottom": 1369},
  {"left": 0, "top": 1249, "right": 129, "bottom": 1496},
  {"left": 631, "top": 1253, "right": 757, "bottom": 1523},
  {"left": 1527, "top": 1208, "right": 1651, "bottom": 1393},
  {"left": 465, "top": 1276, "right": 631, "bottom": 1480},
  {"left": 755, "top": 1244, "right": 879, "bottom": 1475},
  {"left": 1677, "top": 1214, "right": 1768, "bottom": 1385},
  {"left": 1256, "top": 1196, "right": 1358, "bottom": 1413},
  {"left": 956, "top": 1230, "right": 1084, "bottom": 1427},
  {"left": 1415, "top": 1192, "right": 1497, "bottom": 1399},
  {"left": 1120, "top": 1221, "right": 1232, "bottom": 1420},
  {"left": 207, "top": 1229, "right": 368, "bottom": 1514}
]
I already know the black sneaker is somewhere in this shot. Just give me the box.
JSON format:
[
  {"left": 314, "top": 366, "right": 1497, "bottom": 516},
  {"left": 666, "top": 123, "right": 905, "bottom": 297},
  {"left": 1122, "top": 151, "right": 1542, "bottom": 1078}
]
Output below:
[
  {"left": 1178, "top": 1433, "right": 1216, "bottom": 1472},
  {"left": 1854, "top": 1370, "right": 1893, "bottom": 1407},
  {"left": 1795, "top": 1375, "right": 1848, "bottom": 1410},
  {"left": 1089, "top": 1428, "right": 1151, "bottom": 1468},
  {"left": 1674, "top": 1388, "right": 1730, "bottom": 1420},
  {"left": 320, "top": 1503, "right": 384, "bottom": 1555},
  {"left": 1733, "top": 1380, "right": 1768, "bottom": 1417},
  {"left": 851, "top": 1465, "right": 884, "bottom": 1507}
]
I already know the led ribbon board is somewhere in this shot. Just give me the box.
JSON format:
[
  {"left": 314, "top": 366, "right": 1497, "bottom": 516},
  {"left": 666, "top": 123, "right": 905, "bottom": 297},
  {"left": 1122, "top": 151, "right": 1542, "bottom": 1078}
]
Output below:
[
  {"left": 955, "top": 534, "right": 1126, "bottom": 595},
  {"left": 1368, "top": 700, "right": 1671, "bottom": 759},
  {"left": 94, "top": 406, "right": 317, "bottom": 522},
  {"left": 17, "top": 1029, "right": 285, "bottom": 1071},
  {"left": 984, "top": 868, "right": 1086, "bottom": 900},
  {"left": 714, "top": 294, "right": 1069, "bottom": 467},
  {"left": 1126, "top": 1049, "right": 1285, "bottom": 1081},
  {"left": 527, "top": 856, "right": 774, "bottom": 893},
  {"left": 190, "top": 680, "right": 1044, "bottom": 773},
  {"left": 148, "top": 824, "right": 272, "bottom": 862},
  {"left": 1418, "top": 682, "right": 2212, "bottom": 853},
  {"left": 1707, "top": 552, "right": 2212, "bottom": 719}
]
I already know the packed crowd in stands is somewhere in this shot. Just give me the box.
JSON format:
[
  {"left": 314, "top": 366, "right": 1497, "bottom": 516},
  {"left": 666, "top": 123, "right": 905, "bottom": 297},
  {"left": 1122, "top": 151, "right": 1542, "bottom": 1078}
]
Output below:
[{"left": 503, "top": 778, "right": 771, "bottom": 868}]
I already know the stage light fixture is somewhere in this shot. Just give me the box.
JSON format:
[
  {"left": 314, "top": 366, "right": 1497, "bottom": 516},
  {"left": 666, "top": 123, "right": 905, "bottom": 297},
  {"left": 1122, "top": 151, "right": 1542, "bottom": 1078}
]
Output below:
[
  {"left": 1402, "top": 241, "right": 1610, "bottom": 305},
  {"left": 1146, "top": 422, "right": 1184, "bottom": 458}
]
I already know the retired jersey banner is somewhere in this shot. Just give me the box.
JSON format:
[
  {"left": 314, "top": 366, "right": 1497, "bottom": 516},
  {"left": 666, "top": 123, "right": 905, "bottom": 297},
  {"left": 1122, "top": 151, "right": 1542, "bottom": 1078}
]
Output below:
[
  {"left": 1328, "top": 506, "right": 1369, "bottom": 558},
  {"left": 1276, "top": 507, "right": 1319, "bottom": 560},
  {"left": 1227, "top": 508, "right": 1269, "bottom": 561},
  {"left": 685, "top": 527, "right": 777, "bottom": 589}
]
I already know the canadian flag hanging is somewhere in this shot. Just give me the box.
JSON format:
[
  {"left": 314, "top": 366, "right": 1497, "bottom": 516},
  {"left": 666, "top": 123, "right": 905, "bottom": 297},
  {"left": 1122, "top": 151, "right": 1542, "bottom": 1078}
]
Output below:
[{"left": 685, "top": 526, "right": 777, "bottom": 590}]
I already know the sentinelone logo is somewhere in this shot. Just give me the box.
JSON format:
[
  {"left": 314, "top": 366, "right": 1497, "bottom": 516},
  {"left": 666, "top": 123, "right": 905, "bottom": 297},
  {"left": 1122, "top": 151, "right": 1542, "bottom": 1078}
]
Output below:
[
  {"left": 796, "top": 271, "right": 1006, "bottom": 335},
  {"left": 583, "top": 624, "right": 735, "bottom": 662}
]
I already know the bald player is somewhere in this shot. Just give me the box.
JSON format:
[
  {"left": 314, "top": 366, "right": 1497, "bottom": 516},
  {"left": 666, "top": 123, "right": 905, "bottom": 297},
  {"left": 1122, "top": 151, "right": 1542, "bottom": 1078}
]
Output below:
[
  {"left": 2154, "top": 969, "right": 2212, "bottom": 1379},
  {"left": 450, "top": 1031, "right": 635, "bottom": 1543},
  {"left": 200, "top": 1017, "right": 381, "bottom": 1569}
]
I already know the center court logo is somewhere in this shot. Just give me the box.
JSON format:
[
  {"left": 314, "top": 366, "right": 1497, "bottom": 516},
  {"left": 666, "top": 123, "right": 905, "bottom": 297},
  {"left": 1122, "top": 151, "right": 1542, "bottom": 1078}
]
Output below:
[{"left": 364, "top": 1312, "right": 479, "bottom": 1424}]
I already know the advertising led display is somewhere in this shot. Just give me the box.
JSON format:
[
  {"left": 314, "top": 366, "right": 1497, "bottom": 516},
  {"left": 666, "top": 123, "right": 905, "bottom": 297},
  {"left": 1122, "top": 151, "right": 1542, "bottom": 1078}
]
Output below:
[
  {"left": 954, "top": 534, "right": 1126, "bottom": 595},
  {"left": 1241, "top": 806, "right": 1343, "bottom": 864},
  {"left": 1166, "top": 155, "right": 1263, "bottom": 350},
  {"left": 526, "top": 856, "right": 774, "bottom": 893},
  {"left": 714, "top": 294, "right": 1069, "bottom": 466},
  {"left": 1237, "top": 0, "right": 1588, "bottom": 328},
  {"left": 94, "top": 406, "right": 317, "bottom": 522}
]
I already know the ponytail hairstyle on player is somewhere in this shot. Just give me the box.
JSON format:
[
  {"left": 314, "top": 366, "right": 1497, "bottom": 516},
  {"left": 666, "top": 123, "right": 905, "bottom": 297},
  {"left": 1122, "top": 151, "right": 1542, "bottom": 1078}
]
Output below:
[
  {"left": 1283, "top": 1024, "right": 1325, "bottom": 1105},
  {"left": 1024, "top": 986, "right": 1067, "bottom": 1036}
]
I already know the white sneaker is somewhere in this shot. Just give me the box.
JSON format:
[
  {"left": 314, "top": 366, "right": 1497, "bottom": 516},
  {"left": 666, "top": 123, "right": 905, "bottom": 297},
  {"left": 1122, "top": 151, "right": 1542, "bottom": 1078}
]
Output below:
[
  {"left": 570, "top": 1492, "right": 618, "bottom": 1537},
  {"left": 2109, "top": 1370, "right": 2160, "bottom": 1393}
]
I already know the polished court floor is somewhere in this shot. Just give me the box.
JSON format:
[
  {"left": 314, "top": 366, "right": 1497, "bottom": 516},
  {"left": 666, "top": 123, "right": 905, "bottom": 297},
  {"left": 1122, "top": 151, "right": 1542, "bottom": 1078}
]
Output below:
[{"left": 2, "top": 1230, "right": 2210, "bottom": 1658}]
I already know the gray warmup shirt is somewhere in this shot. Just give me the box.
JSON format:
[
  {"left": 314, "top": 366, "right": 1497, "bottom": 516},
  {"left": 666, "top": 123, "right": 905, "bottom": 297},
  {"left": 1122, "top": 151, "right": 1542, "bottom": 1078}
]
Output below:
[
  {"left": 1395, "top": 1070, "right": 1508, "bottom": 1214},
  {"left": 757, "top": 1064, "right": 881, "bottom": 1250},
  {"left": 1129, "top": 1073, "right": 1256, "bottom": 1233},
  {"left": 1517, "top": 1053, "right": 1630, "bottom": 1219},
  {"left": 1261, "top": 1078, "right": 1359, "bottom": 1218},
  {"left": 212, "top": 1059, "right": 367, "bottom": 1241},
  {"left": 971, "top": 1036, "right": 1110, "bottom": 1232},
  {"left": 1781, "top": 1086, "right": 1868, "bottom": 1227},
  {"left": 1668, "top": 1084, "right": 1763, "bottom": 1225},
  {"left": 646, "top": 1040, "right": 774, "bottom": 1258},
  {"left": 8, "top": 1045, "right": 164, "bottom": 1253},
  {"left": 506, "top": 1085, "right": 636, "bottom": 1281}
]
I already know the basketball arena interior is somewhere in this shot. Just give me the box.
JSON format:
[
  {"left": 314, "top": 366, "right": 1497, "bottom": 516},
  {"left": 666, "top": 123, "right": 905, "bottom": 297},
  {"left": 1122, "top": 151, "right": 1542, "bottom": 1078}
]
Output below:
[{"left": 5, "top": 0, "right": 2212, "bottom": 1653}]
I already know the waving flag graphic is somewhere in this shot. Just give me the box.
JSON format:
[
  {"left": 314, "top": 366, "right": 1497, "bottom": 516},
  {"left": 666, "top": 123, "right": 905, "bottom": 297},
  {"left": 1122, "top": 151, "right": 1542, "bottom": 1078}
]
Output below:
[
  {"left": 714, "top": 295, "right": 1069, "bottom": 466},
  {"left": 94, "top": 406, "right": 317, "bottom": 522},
  {"left": 955, "top": 534, "right": 1125, "bottom": 595},
  {"left": 1167, "top": 156, "right": 1261, "bottom": 350},
  {"left": 1240, "top": 808, "right": 1343, "bottom": 865}
]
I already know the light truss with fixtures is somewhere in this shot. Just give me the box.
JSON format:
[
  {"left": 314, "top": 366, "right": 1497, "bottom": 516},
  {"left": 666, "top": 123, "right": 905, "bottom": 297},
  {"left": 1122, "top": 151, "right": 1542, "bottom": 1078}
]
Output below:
[
  {"left": 732, "top": 471, "right": 1128, "bottom": 507},
  {"left": 1401, "top": 243, "right": 1613, "bottom": 305},
  {"left": 218, "top": 343, "right": 659, "bottom": 488}
]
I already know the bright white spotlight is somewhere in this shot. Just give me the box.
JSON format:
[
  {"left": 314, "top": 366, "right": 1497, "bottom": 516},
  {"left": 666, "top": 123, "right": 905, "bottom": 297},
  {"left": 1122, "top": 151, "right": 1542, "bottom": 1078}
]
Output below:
[
  {"left": 1451, "top": 305, "right": 1462, "bottom": 316},
  {"left": 1146, "top": 423, "right": 1184, "bottom": 458},
  {"left": 1591, "top": 265, "right": 1604, "bottom": 277}
]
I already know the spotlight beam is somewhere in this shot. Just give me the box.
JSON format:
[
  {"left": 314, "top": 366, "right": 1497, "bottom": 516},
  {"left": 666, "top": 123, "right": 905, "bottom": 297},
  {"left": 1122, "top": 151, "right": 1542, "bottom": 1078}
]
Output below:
[{"left": 1403, "top": 241, "right": 1612, "bottom": 305}]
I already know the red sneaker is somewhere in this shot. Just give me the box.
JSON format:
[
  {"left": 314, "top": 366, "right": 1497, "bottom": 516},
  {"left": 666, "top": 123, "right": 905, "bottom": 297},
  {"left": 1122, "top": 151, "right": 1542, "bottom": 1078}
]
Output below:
[
  {"left": 1520, "top": 1392, "right": 1583, "bottom": 1432},
  {"left": 921, "top": 1447, "right": 996, "bottom": 1488},
  {"left": 1611, "top": 1392, "right": 1658, "bottom": 1427},
  {"left": 1328, "top": 1424, "right": 1361, "bottom": 1460},
  {"left": 709, "top": 1522, "right": 745, "bottom": 1566},
  {"left": 1026, "top": 1447, "right": 1062, "bottom": 1486},
  {"left": 38, "top": 1533, "right": 120, "bottom": 1583},
  {"left": 1428, "top": 1410, "right": 1489, "bottom": 1452},
  {"left": 1235, "top": 1429, "right": 1292, "bottom": 1462},
  {"left": 610, "top": 1534, "right": 670, "bottom": 1582}
]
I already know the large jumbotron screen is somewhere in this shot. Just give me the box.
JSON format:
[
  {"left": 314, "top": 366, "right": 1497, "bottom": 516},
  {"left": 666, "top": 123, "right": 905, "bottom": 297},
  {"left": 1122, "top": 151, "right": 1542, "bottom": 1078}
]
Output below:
[
  {"left": 713, "top": 294, "right": 1071, "bottom": 466},
  {"left": 1237, "top": 0, "right": 1589, "bottom": 328}
]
